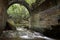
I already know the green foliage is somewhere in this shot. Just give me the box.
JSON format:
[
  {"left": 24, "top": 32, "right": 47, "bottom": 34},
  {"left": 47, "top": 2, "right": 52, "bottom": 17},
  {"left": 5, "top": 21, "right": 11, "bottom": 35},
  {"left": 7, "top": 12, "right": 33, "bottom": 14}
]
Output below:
[
  {"left": 7, "top": 4, "right": 30, "bottom": 25},
  {"left": 25, "top": 0, "right": 36, "bottom": 6},
  {"left": 7, "top": 4, "right": 29, "bottom": 19}
]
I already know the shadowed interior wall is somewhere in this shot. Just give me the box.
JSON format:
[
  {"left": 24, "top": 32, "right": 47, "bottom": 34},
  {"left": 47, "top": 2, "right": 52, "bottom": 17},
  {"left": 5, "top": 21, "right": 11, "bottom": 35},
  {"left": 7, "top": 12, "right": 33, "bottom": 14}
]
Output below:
[
  {"left": 30, "top": 0, "right": 60, "bottom": 33},
  {"left": 0, "top": 0, "right": 8, "bottom": 32}
]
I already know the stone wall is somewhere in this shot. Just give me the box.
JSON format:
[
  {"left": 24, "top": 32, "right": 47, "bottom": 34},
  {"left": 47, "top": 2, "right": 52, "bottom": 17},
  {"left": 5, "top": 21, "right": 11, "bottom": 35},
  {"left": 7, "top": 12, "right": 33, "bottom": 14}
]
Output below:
[
  {"left": 30, "top": 0, "right": 60, "bottom": 33},
  {"left": 0, "top": 0, "right": 8, "bottom": 32},
  {"left": 39, "top": 5, "right": 60, "bottom": 29}
]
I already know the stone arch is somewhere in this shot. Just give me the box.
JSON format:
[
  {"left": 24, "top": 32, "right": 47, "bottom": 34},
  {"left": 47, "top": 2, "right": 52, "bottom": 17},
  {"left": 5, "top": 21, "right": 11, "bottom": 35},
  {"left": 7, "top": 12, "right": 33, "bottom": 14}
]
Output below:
[
  {"left": 0, "top": 0, "right": 31, "bottom": 34},
  {"left": 7, "top": 0, "right": 31, "bottom": 13},
  {"left": 5, "top": 0, "right": 32, "bottom": 30}
]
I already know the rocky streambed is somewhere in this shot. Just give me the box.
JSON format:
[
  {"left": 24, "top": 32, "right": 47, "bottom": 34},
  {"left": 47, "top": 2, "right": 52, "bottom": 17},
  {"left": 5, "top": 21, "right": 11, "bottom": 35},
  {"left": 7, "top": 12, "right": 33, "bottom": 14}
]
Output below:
[{"left": 0, "top": 28, "right": 56, "bottom": 40}]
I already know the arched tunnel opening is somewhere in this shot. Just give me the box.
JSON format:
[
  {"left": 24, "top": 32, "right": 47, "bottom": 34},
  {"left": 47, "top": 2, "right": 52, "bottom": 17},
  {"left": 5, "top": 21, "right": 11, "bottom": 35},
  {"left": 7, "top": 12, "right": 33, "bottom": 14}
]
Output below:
[
  {"left": 5, "top": 3, "right": 30, "bottom": 30},
  {"left": 0, "top": 0, "right": 60, "bottom": 40},
  {"left": 5, "top": 4, "right": 60, "bottom": 40}
]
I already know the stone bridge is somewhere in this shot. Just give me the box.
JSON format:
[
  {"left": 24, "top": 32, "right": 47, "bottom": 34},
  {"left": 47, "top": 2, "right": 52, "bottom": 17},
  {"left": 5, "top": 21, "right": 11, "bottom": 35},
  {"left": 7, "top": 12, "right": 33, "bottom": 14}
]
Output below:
[{"left": 0, "top": 0, "right": 60, "bottom": 38}]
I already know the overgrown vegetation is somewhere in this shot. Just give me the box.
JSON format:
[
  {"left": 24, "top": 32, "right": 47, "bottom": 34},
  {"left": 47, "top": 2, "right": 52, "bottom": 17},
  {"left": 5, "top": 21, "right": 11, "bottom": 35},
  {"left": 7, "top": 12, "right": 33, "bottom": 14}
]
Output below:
[
  {"left": 7, "top": 0, "right": 36, "bottom": 28},
  {"left": 25, "top": 0, "right": 36, "bottom": 6},
  {"left": 7, "top": 4, "right": 30, "bottom": 27}
]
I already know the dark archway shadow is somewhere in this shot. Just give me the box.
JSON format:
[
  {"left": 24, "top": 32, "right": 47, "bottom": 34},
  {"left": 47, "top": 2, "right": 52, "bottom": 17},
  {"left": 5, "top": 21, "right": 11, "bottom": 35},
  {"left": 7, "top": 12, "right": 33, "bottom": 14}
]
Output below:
[{"left": 43, "top": 24, "right": 60, "bottom": 39}]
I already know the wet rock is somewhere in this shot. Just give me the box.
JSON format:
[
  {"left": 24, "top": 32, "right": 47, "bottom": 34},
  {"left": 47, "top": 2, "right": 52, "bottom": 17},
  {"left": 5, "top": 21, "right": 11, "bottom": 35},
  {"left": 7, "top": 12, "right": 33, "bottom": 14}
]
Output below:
[
  {"left": 0, "top": 28, "right": 55, "bottom": 40},
  {"left": 43, "top": 25, "right": 60, "bottom": 39}
]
